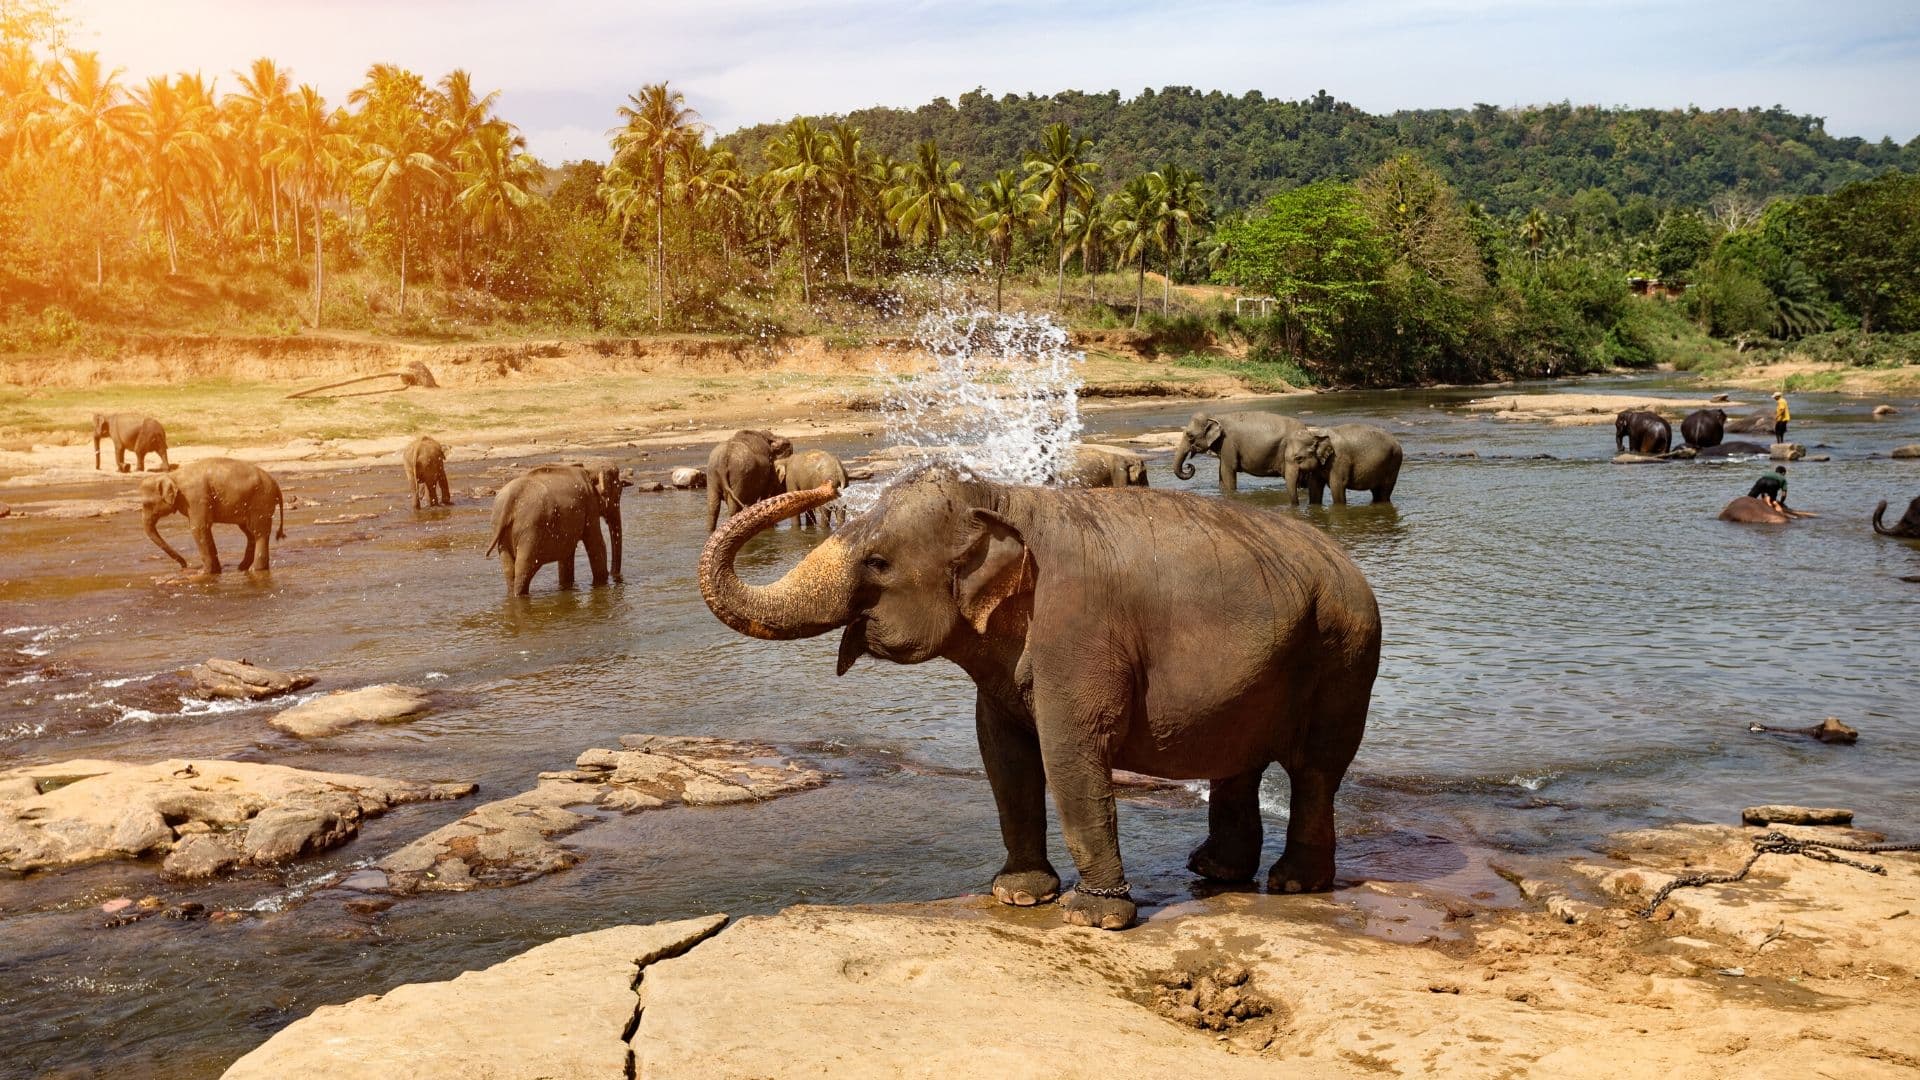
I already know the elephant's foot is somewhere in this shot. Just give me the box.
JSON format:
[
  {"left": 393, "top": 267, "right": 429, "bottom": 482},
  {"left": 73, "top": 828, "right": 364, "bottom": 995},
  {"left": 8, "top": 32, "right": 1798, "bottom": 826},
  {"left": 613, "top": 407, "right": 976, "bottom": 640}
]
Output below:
[
  {"left": 1062, "top": 889, "right": 1136, "bottom": 930},
  {"left": 990, "top": 867, "right": 1060, "bottom": 907},
  {"left": 1267, "top": 847, "right": 1336, "bottom": 894},
  {"left": 1187, "top": 836, "right": 1260, "bottom": 883}
]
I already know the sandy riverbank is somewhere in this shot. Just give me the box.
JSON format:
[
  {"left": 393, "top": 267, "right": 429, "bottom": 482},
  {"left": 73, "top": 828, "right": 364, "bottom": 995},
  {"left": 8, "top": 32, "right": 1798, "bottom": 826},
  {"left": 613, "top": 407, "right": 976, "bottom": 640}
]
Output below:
[{"left": 223, "top": 815, "right": 1920, "bottom": 1078}]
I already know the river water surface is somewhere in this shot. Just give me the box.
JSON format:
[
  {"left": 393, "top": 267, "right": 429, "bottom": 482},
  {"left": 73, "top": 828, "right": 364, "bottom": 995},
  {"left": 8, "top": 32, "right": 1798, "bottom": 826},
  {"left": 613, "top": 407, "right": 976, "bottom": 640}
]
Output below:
[{"left": 2, "top": 377, "right": 1917, "bottom": 1077}]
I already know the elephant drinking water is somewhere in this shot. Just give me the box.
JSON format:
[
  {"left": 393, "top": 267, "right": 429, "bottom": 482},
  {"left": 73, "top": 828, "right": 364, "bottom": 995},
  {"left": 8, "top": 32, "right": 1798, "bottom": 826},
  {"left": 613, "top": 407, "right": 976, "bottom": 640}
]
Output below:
[
  {"left": 1170, "top": 410, "right": 1306, "bottom": 494},
  {"left": 697, "top": 465, "right": 1382, "bottom": 930}
]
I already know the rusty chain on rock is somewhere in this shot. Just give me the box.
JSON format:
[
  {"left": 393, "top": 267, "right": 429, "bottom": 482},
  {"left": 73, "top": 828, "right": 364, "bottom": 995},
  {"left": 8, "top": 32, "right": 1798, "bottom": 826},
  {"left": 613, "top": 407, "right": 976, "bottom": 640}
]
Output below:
[{"left": 1637, "top": 831, "right": 1920, "bottom": 918}]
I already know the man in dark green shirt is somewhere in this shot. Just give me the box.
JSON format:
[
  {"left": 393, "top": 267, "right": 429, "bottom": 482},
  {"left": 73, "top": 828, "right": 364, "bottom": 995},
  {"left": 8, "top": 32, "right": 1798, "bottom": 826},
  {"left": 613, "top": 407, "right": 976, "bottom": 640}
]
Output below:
[{"left": 1748, "top": 466, "right": 1787, "bottom": 511}]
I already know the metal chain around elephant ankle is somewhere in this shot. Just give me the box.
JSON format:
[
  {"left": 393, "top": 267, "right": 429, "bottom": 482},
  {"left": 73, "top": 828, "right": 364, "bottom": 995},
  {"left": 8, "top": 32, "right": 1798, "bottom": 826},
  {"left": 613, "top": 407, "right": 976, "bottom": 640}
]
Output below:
[{"left": 1075, "top": 880, "right": 1132, "bottom": 899}]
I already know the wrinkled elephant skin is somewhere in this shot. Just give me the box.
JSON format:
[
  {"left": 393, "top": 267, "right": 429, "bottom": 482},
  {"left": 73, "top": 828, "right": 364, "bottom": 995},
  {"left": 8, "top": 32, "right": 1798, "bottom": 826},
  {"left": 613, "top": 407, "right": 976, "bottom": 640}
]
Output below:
[{"left": 697, "top": 466, "right": 1382, "bottom": 930}]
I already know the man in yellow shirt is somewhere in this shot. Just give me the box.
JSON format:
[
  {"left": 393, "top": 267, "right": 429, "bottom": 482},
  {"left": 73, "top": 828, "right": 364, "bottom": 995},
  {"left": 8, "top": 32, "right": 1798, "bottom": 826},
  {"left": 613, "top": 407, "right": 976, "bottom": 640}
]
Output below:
[{"left": 1773, "top": 391, "right": 1791, "bottom": 445}]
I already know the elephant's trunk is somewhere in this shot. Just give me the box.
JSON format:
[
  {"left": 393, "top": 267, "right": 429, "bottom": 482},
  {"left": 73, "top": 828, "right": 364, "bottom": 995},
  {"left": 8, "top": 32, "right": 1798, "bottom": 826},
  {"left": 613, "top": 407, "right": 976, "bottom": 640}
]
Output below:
[
  {"left": 1874, "top": 500, "right": 1895, "bottom": 536},
  {"left": 1172, "top": 434, "right": 1196, "bottom": 480},
  {"left": 698, "top": 484, "right": 856, "bottom": 640},
  {"left": 142, "top": 512, "right": 189, "bottom": 568}
]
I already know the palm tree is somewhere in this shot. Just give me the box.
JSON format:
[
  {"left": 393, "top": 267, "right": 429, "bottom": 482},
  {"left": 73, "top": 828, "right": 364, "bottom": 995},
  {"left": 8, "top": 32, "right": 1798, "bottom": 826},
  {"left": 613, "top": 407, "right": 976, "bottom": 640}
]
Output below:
[
  {"left": 611, "top": 82, "right": 701, "bottom": 323},
  {"left": 355, "top": 128, "right": 444, "bottom": 316},
  {"left": 0, "top": 41, "right": 50, "bottom": 163},
  {"left": 1107, "top": 171, "right": 1173, "bottom": 328},
  {"left": 973, "top": 168, "right": 1040, "bottom": 311},
  {"left": 822, "top": 122, "right": 870, "bottom": 281},
  {"left": 597, "top": 160, "right": 643, "bottom": 244},
  {"left": 1160, "top": 164, "right": 1209, "bottom": 311},
  {"left": 1021, "top": 122, "right": 1098, "bottom": 307},
  {"left": 885, "top": 138, "right": 968, "bottom": 248},
  {"left": 1064, "top": 199, "right": 1107, "bottom": 303},
  {"left": 124, "top": 73, "right": 212, "bottom": 275},
  {"left": 455, "top": 122, "right": 536, "bottom": 242},
  {"left": 762, "top": 116, "right": 830, "bottom": 303},
  {"left": 231, "top": 58, "right": 292, "bottom": 248},
  {"left": 50, "top": 50, "right": 136, "bottom": 285},
  {"left": 266, "top": 84, "right": 350, "bottom": 326},
  {"left": 1520, "top": 208, "right": 1548, "bottom": 275},
  {"left": 673, "top": 141, "right": 745, "bottom": 276}
]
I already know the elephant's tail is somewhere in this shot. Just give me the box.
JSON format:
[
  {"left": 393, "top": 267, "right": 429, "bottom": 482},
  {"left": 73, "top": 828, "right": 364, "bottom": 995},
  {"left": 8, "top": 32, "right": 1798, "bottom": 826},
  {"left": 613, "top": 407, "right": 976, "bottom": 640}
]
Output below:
[
  {"left": 275, "top": 491, "right": 286, "bottom": 539},
  {"left": 1873, "top": 500, "right": 1893, "bottom": 536}
]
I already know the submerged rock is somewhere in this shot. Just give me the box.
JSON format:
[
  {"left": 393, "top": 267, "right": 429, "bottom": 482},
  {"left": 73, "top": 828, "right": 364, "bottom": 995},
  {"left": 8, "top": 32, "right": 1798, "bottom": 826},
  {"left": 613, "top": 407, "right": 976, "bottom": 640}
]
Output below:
[
  {"left": 191, "top": 659, "right": 315, "bottom": 701},
  {"left": 375, "top": 736, "right": 829, "bottom": 894},
  {"left": 222, "top": 917, "right": 727, "bottom": 1080},
  {"left": 269, "top": 684, "right": 432, "bottom": 738},
  {"left": 1872, "top": 404, "right": 1898, "bottom": 417},
  {"left": 1770, "top": 442, "right": 1806, "bottom": 461},
  {"left": 0, "top": 758, "right": 473, "bottom": 875},
  {"left": 1891, "top": 444, "right": 1920, "bottom": 459}
]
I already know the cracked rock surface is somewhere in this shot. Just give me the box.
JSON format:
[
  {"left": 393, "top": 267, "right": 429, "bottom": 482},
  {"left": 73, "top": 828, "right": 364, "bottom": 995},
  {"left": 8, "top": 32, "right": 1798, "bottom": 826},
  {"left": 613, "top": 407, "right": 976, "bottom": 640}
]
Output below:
[
  {"left": 190, "top": 658, "right": 316, "bottom": 700},
  {"left": 221, "top": 915, "right": 727, "bottom": 1080},
  {"left": 373, "top": 735, "right": 828, "bottom": 894},
  {"left": 0, "top": 758, "right": 474, "bottom": 875}
]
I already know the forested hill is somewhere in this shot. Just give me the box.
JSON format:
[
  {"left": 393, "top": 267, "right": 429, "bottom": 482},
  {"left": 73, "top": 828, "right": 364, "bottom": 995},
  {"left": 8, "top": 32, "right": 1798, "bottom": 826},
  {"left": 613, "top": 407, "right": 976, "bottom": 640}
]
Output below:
[{"left": 721, "top": 87, "right": 1919, "bottom": 214}]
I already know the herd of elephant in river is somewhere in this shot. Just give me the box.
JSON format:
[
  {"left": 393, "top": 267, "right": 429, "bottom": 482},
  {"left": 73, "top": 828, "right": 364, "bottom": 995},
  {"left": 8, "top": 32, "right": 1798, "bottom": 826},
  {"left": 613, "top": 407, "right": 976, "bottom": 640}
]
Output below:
[{"left": 78, "top": 400, "right": 1920, "bottom": 930}]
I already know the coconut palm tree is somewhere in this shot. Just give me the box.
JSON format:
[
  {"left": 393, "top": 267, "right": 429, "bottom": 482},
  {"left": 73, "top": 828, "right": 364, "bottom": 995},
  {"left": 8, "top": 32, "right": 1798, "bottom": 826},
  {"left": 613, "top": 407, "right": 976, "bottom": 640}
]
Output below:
[
  {"left": 127, "top": 74, "right": 213, "bottom": 274},
  {"left": 673, "top": 141, "right": 745, "bottom": 277},
  {"left": 0, "top": 41, "right": 51, "bottom": 162},
  {"left": 230, "top": 57, "right": 292, "bottom": 248},
  {"left": 1021, "top": 122, "right": 1098, "bottom": 307},
  {"left": 266, "top": 84, "right": 351, "bottom": 326},
  {"left": 1064, "top": 199, "right": 1107, "bottom": 302},
  {"left": 822, "top": 122, "right": 871, "bottom": 282},
  {"left": 611, "top": 81, "right": 701, "bottom": 323},
  {"left": 1161, "top": 163, "right": 1209, "bottom": 310},
  {"left": 885, "top": 138, "right": 968, "bottom": 248},
  {"left": 455, "top": 122, "right": 536, "bottom": 242},
  {"left": 50, "top": 50, "right": 136, "bottom": 285},
  {"left": 973, "top": 168, "right": 1040, "bottom": 311},
  {"left": 762, "top": 116, "right": 830, "bottom": 303},
  {"left": 597, "top": 161, "right": 643, "bottom": 244},
  {"left": 1107, "top": 171, "right": 1173, "bottom": 328},
  {"left": 1520, "top": 207, "right": 1548, "bottom": 275}
]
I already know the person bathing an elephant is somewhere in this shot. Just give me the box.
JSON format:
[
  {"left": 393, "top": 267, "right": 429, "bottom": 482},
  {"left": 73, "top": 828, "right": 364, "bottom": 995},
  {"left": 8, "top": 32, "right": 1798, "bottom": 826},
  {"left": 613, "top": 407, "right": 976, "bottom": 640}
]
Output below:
[
  {"left": 1748, "top": 466, "right": 1788, "bottom": 512},
  {"left": 1773, "top": 392, "right": 1791, "bottom": 445}
]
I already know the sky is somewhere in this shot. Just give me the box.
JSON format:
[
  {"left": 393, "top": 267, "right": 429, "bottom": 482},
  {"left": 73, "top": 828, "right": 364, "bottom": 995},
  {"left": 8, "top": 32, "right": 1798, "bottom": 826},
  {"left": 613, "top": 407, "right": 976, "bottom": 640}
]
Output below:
[{"left": 66, "top": 0, "right": 1920, "bottom": 164}]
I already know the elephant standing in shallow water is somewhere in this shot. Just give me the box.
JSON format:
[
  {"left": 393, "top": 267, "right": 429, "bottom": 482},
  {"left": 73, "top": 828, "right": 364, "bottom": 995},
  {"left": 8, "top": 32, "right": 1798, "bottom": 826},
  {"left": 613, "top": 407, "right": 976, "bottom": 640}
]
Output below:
[
  {"left": 1281, "top": 424, "right": 1403, "bottom": 506},
  {"left": 1615, "top": 410, "right": 1672, "bottom": 455},
  {"left": 487, "top": 463, "right": 620, "bottom": 595},
  {"left": 698, "top": 465, "right": 1382, "bottom": 930},
  {"left": 775, "top": 449, "right": 851, "bottom": 527},
  {"left": 1171, "top": 410, "right": 1305, "bottom": 494},
  {"left": 705, "top": 430, "right": 792, "bottom": 533},
  {"left": 1681, "top": 409, "right": 1727, "bottom": 449},
  {"left": 1873, "top": 497, "right": 1920, "bottom": 538},
  {"left": 403, "top": 436, "right": 451, "bottom": 509},
  {"left": 139, "top": 458, "right": 284, "bottom": 573}
]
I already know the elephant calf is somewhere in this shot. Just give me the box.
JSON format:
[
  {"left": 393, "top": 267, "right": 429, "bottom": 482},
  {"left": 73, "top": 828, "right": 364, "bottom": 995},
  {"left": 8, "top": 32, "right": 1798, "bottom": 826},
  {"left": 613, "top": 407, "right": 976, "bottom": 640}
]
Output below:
[
  {"left": 487, "top": 463, "right": 624, "bottom": 596},
  {"left": 1282, "top": 424, "right": 1403, "bottom": 506},
  {"left": 140, "top": 458, "right": 285, "bottom": 574},
  {"left": 774, "top": 449, "right": 850, "bottom": 527},
  {"left": 1873, "top": 496, "right": 1920, "bottom": 539},
  {"left": 1058, "top": 444, "right": 1149, "bottom": 489},
  {"left": 94, "top": 412, "right": 170, "bottom": 473},
  {"left": 403, "top": 436, "right": 452, "bottom": 509}
]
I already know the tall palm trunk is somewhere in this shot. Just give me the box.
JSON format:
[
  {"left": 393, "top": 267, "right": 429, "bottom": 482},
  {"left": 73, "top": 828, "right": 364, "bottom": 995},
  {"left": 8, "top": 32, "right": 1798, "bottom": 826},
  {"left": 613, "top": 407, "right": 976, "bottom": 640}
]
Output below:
[
  {"left": 654, "top": 167, "right": 667, "bottom": 325},
  {"left": 839, "top": 199, "right": 852, "bottom": 282},
  {"left": 1162, "top": 252, "right": 1172, "bottom": 314},
  {"left": 1054, "top": 203, "right": 1067, "bottom": 308},
  {"left": 270, "top": 166, "right": 281, "bottom": 247},
  {"left": 796, "top": 191, "right": 812, "bottom": 305},
  {"left": 311, "top": 191, "right": 324, "bottom": 328},
  {"left": 1133, "top": 251, "right": 1146, "bottom": 330},
  {"left": 398, "top": 230, "right": 408, "bottom": 318}
]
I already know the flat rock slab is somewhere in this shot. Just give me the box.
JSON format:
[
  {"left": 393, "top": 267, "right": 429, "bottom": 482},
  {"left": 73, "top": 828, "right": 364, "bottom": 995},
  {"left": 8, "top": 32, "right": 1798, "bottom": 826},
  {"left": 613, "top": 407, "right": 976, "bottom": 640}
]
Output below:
[
  {"left": 269, "top": 684, "right": 433, "bottom": 738},
  {"left": 222, "top": 915, "right": 727, "bottom": 1080},
  {"left": 0, "top": 758, "right": 473, "bottom": 875},
  {"left": 374, "top": 736, "right": 829, "bottom": 894},
  {"left": 1741, "top": 805, "right": 1855, "bottom": 826},
  {"left": 192, "top": 658, "right": 315, "bottom": 701},
  {"left": 1892, "top": 444, "right": 1920, "bottom": 459}
]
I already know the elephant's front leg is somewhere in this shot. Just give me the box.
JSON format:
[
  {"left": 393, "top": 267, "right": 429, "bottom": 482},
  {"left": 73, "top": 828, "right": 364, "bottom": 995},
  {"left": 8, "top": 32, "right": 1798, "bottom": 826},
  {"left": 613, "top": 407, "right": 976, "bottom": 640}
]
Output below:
[
  {"left": 582, "top": 522, "right": 609, "bottom": 586},
  {"left": 190, "top": 513, "right": 221, "bottom": 574},
  {"left": 1217, "top": 450, "right": 1239, "bottom": 495},
  {"left": 556, "top": 540, "right": 577, "bottom": 589},
  {"left": 975, "top": 696, "right": 1059, "bottom": 907},
  {"left": 1034, "top": 693, "right": 1134, "bottom": 929},
  {"left": 1328, "top": 464, "right": 1350, "bottom": 506},
  {"left": 1188, "top": 766, "right": 1266, "bottom": 882}
]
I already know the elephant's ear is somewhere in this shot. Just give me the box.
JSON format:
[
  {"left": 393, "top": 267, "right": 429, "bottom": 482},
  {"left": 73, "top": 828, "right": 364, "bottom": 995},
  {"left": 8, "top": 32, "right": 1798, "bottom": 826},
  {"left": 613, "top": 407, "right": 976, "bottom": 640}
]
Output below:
[
  {"left": 156, "top": 475, "right": 181, "bottom": 508},
  {"left": 1312, "top": 432, "right": 1336, "bottom": 468},
  {"left": 1202, "top": 418, "right": 1224, "bottom": 448},
  {"left": 953, "top": 509, "right": 1033, "bottom": 636}
]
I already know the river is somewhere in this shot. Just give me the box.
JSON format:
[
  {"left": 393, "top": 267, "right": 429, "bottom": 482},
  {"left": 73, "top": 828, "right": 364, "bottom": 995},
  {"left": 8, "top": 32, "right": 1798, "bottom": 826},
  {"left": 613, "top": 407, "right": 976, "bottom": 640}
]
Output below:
[{"left": 2, "top": 376, "right": 1917, "bottom": 1077}]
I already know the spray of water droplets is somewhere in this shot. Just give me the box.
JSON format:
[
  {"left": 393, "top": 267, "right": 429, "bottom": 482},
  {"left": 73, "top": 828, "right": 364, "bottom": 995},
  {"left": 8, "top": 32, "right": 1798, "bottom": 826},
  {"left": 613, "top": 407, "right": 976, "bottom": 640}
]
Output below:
[{"left": 844, "top": 309, "right": 1084, "bottom": 514}]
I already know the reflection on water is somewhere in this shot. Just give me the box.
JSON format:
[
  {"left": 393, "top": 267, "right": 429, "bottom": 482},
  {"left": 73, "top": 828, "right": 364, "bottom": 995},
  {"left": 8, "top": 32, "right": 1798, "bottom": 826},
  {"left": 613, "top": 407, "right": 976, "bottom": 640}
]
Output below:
[{"left": 1, "top": 376, "right": 1917, "bottom": 1076}]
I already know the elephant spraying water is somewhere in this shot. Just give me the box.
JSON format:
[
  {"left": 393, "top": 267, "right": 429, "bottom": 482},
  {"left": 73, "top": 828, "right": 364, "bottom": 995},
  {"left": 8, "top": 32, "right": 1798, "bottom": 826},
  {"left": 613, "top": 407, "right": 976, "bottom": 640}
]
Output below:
[{"left": 698, "top": 465, "right": 1382, "bottom": 930}]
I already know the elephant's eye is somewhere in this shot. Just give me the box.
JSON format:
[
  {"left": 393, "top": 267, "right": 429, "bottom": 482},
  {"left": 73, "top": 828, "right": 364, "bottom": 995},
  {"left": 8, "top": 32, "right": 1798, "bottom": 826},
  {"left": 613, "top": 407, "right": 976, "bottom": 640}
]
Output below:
[{"left": 863, "top": 554, "right": 890, "bottom": 573}]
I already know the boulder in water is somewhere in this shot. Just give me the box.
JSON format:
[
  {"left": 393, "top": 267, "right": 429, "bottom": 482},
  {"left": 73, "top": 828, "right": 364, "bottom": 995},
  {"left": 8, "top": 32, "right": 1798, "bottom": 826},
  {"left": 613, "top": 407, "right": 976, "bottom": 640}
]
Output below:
[
  {"left": 1872, "top": 404, "right": 1897, "bottom": 417},
  {"left": 191, "top": 658, "right": 315, "bottom": 701},
  {"left": 1769, "top": 442, "right": 1805, "bottom": 461},
  {"left": 374, "top": 736, "right": 829, "bottom": 894},
  {"left": 668, "top": 466, "right": 706, "bottom": 489},
  {"left": 0, "top": 758, "right": 473, "bottom": 875},
  {"left": 1891, "top": 444, "right": 1920, "bottom": 460},
  {"left": 1741, "top": 805, "right": 1855, "bottom": 826},
  {"left": 269, "top": 684, "right": 432, "bottom": 739}
]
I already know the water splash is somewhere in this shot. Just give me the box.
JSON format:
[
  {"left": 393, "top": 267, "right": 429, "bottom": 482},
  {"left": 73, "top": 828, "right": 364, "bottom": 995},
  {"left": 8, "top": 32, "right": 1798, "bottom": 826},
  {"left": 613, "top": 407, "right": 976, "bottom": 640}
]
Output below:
[{"left": 855, "top": 308, "right": 1084, "bottom": 510}]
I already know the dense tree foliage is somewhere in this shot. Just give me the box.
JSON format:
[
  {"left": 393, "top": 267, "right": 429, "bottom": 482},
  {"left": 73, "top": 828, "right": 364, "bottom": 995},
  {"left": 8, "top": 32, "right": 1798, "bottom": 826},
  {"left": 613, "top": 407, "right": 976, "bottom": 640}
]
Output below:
[{"left": 725, "top": 87, "right": 1920, "bottom": 215}]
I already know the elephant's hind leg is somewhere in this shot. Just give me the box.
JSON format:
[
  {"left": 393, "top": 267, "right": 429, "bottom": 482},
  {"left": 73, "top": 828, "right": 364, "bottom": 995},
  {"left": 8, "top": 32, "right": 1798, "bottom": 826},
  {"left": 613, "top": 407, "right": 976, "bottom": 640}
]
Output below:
[
  {"left": 556, "top": 542, "right": 577, "bottom": 589},
  {"left": 1188, "top": 766, "right": 1266, "bottom": 882},
  {"left": 511, "top": 553, "right": 538, "bottom": 596},
  {"left": 1270, "top": 683, "right": 1367, "bottom": 895},
  {"left": 237, "top": 530, "right": 258, "bottom": 571},
  {"left": 977, "top": 697, "right": 1060, "bottom": 907}
]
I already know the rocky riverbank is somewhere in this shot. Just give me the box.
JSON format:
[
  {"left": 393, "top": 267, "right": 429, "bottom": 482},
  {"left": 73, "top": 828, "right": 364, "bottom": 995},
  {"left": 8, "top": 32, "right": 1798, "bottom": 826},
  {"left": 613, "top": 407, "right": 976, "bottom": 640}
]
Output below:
[{"left": 221, "top": 817, "right": 1920, "bottom": 1078}]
